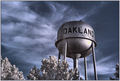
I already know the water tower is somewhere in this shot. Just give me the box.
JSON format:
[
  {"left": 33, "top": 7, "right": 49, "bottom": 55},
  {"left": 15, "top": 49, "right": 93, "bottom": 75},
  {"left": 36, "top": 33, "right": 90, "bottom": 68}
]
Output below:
[{"left": 55, "top": 20, "right": 97, "bottom": 80}]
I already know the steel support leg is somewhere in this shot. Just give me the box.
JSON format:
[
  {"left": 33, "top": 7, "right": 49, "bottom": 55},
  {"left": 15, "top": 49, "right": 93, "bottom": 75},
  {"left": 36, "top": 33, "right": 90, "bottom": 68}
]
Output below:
[
  {"left": 73, "top": 58, "right": 79, "bottom": 80},
  {"left": 84, "top": 57, "right": 87, "bottom": 80},
  {"left": 58, "top": 52, "right": 61, "bottom": 63},
  {"left": 64, "top": 42, "right": 67, "bottom": 62},
  {"left": 73, "top": 58, "right": 78, "bottom": 69},
  {"left": 92, "top": 43, "right": 98, "bottom": 80}
]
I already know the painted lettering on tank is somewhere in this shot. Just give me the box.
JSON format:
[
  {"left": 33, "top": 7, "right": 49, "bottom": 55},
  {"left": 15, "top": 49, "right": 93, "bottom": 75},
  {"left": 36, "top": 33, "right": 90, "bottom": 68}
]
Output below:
[
  {"left": 73, "top": 27, "right": 77, "bottom": 33},
  {"left": 63, "top": 27, "right": 94, "bottom": 37}
]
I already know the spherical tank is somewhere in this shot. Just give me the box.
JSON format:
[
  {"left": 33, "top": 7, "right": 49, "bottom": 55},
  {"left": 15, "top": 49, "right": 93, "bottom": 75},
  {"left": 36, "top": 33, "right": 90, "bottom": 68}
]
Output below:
[{"left": 55, "top": 20, "right": 96, "bottom": 58}]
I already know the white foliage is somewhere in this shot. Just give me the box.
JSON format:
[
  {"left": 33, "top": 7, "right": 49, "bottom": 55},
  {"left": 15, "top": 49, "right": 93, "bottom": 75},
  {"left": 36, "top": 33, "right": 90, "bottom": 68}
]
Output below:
[
  {"left": 27, "top": 66, "right": 40, "bottom": 80},
  {"left": 27, "top": 56, "right": 81, "bottom": 80},
  {"left": 1, "top": 57, "right": 25, "bottom": 80}
]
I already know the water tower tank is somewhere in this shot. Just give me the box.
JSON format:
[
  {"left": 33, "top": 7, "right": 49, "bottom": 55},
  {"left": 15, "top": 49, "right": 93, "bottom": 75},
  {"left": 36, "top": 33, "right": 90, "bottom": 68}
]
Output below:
[{"left": 55, "top": 20, "right": 96, "bottom": 58}]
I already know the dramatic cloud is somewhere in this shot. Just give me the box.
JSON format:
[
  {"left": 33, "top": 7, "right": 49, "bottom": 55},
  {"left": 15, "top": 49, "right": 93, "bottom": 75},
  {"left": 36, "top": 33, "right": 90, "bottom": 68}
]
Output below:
[{"left": 1, "top": 1, "right": 119, "bottom": 80}]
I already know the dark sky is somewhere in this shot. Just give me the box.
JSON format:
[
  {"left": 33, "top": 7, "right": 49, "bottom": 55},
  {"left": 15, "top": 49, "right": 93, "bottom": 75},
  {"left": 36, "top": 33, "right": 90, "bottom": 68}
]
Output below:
[{"left": 1, "top": 1, "right": 119, "bottom": 80}]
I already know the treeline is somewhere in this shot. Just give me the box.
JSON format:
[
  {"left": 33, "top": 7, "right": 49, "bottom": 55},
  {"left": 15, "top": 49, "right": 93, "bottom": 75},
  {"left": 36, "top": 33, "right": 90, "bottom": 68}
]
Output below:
[{"left": 1, "top": 56, "right": 119, "bottom": 80}]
